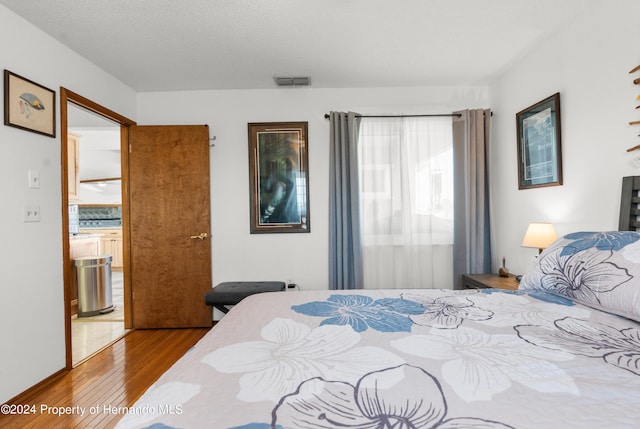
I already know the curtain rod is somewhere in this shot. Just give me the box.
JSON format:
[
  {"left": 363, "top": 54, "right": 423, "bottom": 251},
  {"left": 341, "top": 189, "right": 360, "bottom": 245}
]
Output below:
[{"left": 323, "top": 113, "right": 461, "bottom": 119}]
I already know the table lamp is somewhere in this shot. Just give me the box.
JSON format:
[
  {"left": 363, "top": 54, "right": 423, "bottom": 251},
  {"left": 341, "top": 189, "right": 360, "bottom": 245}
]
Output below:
[{"left": 521, "top": 222, "right": 557, "bottom": 254}]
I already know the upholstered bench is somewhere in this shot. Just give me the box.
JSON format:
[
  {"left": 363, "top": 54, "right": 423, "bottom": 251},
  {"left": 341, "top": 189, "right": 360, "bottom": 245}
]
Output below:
[{"left": 204, "top": 281, "right": 286, "bottom": 314}]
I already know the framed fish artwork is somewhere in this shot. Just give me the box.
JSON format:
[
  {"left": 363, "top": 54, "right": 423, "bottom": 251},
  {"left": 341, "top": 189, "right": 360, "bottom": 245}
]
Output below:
[{"left": 4, "top": 69, "right": 56, "bottom": 137}]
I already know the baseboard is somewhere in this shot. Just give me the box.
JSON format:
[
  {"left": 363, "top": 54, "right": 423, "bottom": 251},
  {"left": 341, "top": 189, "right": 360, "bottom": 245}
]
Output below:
[{"left": 4, "top": 368, "right": 68, "bottom": 405}]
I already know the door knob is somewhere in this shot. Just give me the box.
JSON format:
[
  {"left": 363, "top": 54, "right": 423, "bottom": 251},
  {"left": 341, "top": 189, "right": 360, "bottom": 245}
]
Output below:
[{"left": 190, "top": 232, "right": 208, "bottom": 240}]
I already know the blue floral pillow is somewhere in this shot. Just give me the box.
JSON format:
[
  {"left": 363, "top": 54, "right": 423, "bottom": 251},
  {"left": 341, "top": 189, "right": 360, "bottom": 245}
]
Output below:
[{"left": 519, "top": 231, "right": 640, "bottom": 322}]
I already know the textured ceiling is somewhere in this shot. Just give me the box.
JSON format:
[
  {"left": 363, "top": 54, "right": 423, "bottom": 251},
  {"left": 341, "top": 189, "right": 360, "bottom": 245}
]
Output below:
[{"left": 1, "top": 0, "right": 588, "bottom": 91}]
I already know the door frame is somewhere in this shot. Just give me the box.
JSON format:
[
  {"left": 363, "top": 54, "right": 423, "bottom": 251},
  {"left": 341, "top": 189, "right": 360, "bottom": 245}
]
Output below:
[{"left": 60, "top": 87, "right": 136, "bottom": 369}]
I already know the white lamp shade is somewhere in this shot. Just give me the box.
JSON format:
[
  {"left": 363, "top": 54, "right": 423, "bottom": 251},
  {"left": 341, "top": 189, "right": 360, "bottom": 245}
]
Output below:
[{"left": 521, "top": 222, "right": 558, "bottom": 250}]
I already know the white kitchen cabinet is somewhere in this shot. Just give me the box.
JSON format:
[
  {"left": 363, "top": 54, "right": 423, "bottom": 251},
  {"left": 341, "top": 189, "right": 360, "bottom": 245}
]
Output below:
[{"left": 94, "top": 229, "right": 123, "bottom": 269}]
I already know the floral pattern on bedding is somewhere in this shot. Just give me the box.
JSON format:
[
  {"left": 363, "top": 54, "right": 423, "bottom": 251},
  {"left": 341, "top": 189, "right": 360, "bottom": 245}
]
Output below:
[
  {"left": 292, "top": 292, "right": 494, "bottom": 331},
  {"left": 519, "top": 231, "right": 640, "bottom": 322},
  {"left": 536, "top": 247, "right": 631, "bottom": 303},
  {"left": 391, "top": 326, "right": 577, "bottom": 401},
  {"left": 558, "top": 231, "right": 640, "bottom": 256},
  {"left": 291, "top": 294, "right": 425, "bottom": 332},
  {"left": 202, "top": 318, "right": 405, "bottom": 402},
  {"left": 270, "top": 364, "right": 514, "bottom": 429},
  {"left": 115, "top": 288, "right": 640, "bottom": 429},
  {"left": 516, "top": 317, "right": 640, "bottom": 376},
  {"left": 469, "top": 289, "right": 590, "bottom": 327},
  {"left": 404, "top": 293, "right": 494, "bottom": 329}
]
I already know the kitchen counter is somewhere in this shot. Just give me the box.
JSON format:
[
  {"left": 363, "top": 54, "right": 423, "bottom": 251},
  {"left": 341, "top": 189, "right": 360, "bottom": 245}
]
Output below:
[{"left": 70, "top": 233, "right": 104, "bottom": 239}]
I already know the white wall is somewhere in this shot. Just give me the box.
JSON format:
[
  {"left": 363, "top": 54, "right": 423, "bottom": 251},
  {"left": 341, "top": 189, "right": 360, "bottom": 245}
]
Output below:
[
  {"left": 0, "top": 6, "right": 136, "bottom": 403},
  {"left": 489, "top": 0, "right": 640, "bottom": 275},
  {"left": 10, "top": 0, "right": 638, "bottom": 404},
  {"left": 137, "top": 87, "right": 489, "bottom": 290}
]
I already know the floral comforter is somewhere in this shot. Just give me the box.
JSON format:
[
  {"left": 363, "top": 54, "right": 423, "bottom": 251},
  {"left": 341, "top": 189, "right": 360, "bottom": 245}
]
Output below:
[{"left": 116, "top": 288, "right": 640, "bottom": 429}]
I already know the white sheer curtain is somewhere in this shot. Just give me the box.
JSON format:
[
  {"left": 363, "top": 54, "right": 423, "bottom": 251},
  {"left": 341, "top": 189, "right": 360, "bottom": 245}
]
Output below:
[{"left": 358, "top": 117, "right": 453, "bottom": 289}]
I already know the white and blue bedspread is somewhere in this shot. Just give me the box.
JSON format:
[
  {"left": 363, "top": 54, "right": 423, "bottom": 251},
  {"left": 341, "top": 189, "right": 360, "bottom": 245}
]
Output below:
[{"left": 116, "top": 287, "right": 640, "bottom": 429}]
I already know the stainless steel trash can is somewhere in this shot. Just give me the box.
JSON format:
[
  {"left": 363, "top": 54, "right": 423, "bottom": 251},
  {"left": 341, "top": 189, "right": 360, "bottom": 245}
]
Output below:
[{"left": 74, "top": 255, "right": 114, "bottom": 317}]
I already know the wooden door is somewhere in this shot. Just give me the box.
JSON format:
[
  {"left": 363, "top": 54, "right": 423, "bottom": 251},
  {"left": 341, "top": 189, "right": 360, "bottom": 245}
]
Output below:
[{"left": 129, "top": 125, "right": 212, "bottom": 328}]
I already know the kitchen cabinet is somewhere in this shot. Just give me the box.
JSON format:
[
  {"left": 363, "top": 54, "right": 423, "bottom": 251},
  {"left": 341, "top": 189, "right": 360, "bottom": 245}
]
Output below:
[
  {"left": 68, "top": 132, "right": 80, "bottom": 201},
  {"left": 93, "top": 229, "right": 123, "bottom": 269},
  {"left": 69, "top": 235, "right": 100, "bottom": 259}
]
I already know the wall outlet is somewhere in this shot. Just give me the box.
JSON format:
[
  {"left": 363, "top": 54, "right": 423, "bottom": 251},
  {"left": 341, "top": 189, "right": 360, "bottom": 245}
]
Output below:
[{"left": 24, "top": 205, "right": 41, "bottom": 222}]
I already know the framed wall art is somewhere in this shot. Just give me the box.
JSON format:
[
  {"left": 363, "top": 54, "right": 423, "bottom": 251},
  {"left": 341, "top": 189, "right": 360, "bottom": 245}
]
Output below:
[
  {"left": 4, "top": 70, "right": 56, "bottom": 137},
  {"left": 516, "top": 92, "right": 562, "bottom": 189},
  {"left": 248, "top": 122, "right": 310, "bottom": 233}
]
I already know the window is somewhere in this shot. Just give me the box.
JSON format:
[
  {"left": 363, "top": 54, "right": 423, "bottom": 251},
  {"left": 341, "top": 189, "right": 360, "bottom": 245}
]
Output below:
[{"left": 358, "top": 116, "right": 453, "bottom": 288}]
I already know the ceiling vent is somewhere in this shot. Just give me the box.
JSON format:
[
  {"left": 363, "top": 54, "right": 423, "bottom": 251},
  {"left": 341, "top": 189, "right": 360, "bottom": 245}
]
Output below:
[{"left": 274, "top": 76, "right": 311, "bottom": 87}]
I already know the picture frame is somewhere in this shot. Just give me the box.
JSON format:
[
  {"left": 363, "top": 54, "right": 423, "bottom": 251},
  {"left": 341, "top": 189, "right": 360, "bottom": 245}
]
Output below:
[
  {"left": 516, "top": 93, "right": 562, "bottom": 189},
  {"left": 248, "top": 122, "right": 310, "bottom": 233},
  {"left": 4, "top": 70, "right": 56, "bottom": 137}
]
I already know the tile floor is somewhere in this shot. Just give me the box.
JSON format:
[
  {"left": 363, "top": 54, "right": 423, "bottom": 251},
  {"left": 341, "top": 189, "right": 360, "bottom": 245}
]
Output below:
[{"left": 71, "top": 271, "right": 129, "bottom": 365}]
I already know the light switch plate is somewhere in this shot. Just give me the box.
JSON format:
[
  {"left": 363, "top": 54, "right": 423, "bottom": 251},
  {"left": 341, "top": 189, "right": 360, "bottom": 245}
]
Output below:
[{"left": 28, "top": 170, "right": 40, "bottom": 189}]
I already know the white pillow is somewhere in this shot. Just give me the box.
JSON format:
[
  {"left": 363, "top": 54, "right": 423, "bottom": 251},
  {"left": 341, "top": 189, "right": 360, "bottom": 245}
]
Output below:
[{"left": 519, "top": 231, "right": 640, "bottom": 322}]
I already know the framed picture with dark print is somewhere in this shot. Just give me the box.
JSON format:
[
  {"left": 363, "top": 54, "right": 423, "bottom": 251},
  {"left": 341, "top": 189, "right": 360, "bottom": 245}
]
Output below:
[
  {"left": 516, "top": 93, "right": 562, "bottom": 189},
  {"left": 4, "top": 70, "right": 56, "bottom": 137},
  {"left": 248, "top": 122, "right": 310, "bottom": 233}
]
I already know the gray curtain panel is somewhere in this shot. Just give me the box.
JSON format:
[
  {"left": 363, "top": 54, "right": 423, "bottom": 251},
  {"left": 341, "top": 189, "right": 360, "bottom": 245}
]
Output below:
[
  {"left": 328, "top": 111, "right": 364, "bottom": 290},
  {"left": 452, "top": 109, "right": 492, "bottom": 289}
]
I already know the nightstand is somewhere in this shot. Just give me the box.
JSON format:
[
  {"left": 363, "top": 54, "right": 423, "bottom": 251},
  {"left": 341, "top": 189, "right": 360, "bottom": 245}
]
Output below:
[{"left": 462, "top": 273, "right": 519, "bottom": 291}]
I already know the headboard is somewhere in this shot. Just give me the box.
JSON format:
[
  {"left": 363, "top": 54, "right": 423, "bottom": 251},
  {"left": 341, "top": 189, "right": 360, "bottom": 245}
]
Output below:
[{"left": 619, "top": 176, "right": 640, "bottom": 231}]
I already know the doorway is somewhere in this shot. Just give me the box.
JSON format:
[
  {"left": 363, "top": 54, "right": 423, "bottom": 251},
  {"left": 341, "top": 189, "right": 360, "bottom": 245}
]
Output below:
[
  {"left": 60, "top": 88, "right": 136, "bottom": 369},
  {"left": 68, "top": 104, "right": 126, "bottom": 365}
]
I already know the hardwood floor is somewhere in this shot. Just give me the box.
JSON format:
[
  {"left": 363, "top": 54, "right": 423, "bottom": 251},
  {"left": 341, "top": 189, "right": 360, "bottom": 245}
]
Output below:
[{"left": 0, "top": 328, "right": 209, "bottom": 429}]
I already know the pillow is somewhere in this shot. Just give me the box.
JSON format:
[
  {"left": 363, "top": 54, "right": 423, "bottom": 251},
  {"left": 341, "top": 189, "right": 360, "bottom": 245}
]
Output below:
[{"left": 519, "top": 231, "right": 640, "bottom": 322}]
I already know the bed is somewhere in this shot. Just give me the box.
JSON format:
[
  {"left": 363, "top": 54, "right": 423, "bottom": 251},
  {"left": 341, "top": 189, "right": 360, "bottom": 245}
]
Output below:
[{"left": 116, "top": 231, "right": 640, "bottom": 429}]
